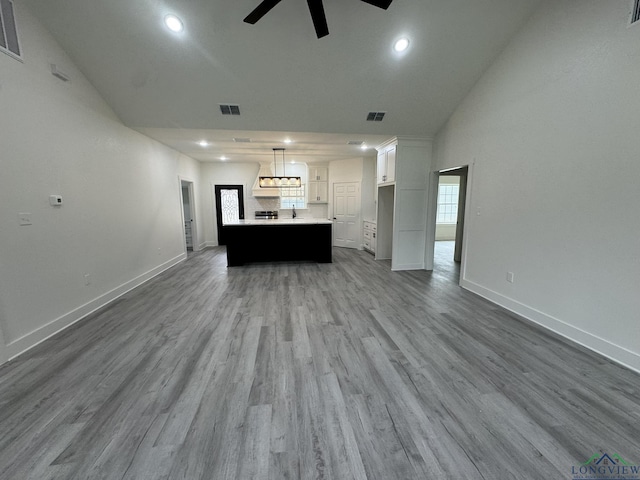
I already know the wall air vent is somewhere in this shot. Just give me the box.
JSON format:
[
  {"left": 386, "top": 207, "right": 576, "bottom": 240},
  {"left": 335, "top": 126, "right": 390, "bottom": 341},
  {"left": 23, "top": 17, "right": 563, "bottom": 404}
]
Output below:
[
  {"left": 233, "top": 137, "right": 251, "bottom": 143},
  {"left": 633, "top": 0, "right": 640, "bottom": 24},
  {"left": 348, "top": 140, "right": 365, "bottom": 146},
  {"left": 0, "top": 0, "right": 21, "bottom": 60},
  {"left": 220, "top": 104, "right": 241, "bottom": 115},
  {"left": 366, "top": 112, "right": 386, "bottom": 122}
]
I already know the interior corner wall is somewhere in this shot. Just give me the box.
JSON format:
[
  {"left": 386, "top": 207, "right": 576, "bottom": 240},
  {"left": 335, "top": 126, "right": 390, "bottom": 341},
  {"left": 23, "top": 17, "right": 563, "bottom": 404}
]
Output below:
[
  {"left": 328, "top": 157, "right": 364, "bottom": 207},
  {"left": 0, "top": 3, "right": 199, "bottom": 364},
  {"left": 199, "top": 162, "right": 260, "bottom": 246},
  {"left": 178, "top": 155, "right": 204, "bottom": 250},
  {"left": 0, "top": 320, "right": 7, "bottom": 364},
  {"left": 361, "top": 157, "right": 376, "bottom": 222},
  {"left": 433, "top": 0, "right": 640, "bottom": 372}
]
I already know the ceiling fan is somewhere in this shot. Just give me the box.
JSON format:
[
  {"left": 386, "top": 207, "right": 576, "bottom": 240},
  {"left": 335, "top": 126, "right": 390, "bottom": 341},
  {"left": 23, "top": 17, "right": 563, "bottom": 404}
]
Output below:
[{"left": 244, "top": 0, "right": 393, "bottom": 39}]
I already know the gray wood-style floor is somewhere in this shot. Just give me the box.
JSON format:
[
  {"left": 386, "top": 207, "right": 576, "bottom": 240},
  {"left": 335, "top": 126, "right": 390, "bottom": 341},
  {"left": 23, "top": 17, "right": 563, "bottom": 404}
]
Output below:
[{"left": 1, "top": 242, "right": 639, "bottom": 479}]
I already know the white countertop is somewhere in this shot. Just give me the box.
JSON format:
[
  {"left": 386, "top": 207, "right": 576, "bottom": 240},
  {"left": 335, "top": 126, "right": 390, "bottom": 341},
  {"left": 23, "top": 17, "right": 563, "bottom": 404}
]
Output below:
[{"left": 224, "top": 218, "right": 333, "bottom": 226}]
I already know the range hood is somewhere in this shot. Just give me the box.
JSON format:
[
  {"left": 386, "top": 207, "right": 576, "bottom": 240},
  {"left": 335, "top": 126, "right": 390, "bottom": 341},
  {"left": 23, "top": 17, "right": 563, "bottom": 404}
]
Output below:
[{"left": 252, "top": 163, "right": 280, "bottom": 197}]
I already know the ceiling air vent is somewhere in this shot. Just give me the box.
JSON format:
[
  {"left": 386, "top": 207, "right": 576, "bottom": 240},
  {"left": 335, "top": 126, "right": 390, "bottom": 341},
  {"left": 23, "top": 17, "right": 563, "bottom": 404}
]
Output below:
[
  {"left": 348, "top": 140, "right": 364, "bottom": 146},
  {"left": 233, "top": 137, "right": 251, "bottom": 143},
  {"left": 367, "top": 112, "right": 386, "bottom": 122},
  {"left": 220, "top": 104, "right": 241, "bottom": 115},
  {"left": 633, "top": 0, "right": 640, "bottom": 24},
  {"left": 0, "top": 0, "right": 21, "bottom": 60}
]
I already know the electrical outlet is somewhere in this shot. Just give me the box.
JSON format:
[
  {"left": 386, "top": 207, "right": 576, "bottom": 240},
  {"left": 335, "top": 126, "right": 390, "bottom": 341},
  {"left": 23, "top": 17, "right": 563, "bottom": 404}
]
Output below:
[
  {"left": 507, "top": 272, "right": 515, "bottom": 283},
  {"left": 84, "top": 274, "right": 91, "bottom": 286}
]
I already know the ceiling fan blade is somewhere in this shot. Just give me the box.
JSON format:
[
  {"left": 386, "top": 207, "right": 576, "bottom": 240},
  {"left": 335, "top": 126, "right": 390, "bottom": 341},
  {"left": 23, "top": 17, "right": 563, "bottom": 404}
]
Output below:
[
  {"left": 360, "top": 0, "right": 393, "bottom": 10},
  {"left": 244, "top": 0, "right": 283, "bottom": 24},
  {"left": 307, "top": 0, "right": 329, "bottom": 38}
]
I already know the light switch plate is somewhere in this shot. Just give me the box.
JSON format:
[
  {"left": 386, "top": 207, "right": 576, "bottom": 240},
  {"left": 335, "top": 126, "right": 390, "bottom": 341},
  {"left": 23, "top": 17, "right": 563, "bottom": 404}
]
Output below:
[{"left": 18, "top": 213, "right": 32, "bottom": 225}]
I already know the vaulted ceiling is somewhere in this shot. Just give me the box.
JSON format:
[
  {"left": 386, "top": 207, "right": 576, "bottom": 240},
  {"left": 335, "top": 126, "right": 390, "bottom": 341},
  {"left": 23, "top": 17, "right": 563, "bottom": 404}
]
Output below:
[{"left": 23, "top": 0, "right": 543, "bottom": 162}]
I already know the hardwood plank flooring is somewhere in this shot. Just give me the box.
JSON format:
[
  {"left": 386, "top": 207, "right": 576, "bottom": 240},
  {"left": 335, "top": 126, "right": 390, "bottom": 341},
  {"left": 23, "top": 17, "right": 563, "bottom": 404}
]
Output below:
[{"left": 1, "top": 242, "right": 639, "bottom": 479}]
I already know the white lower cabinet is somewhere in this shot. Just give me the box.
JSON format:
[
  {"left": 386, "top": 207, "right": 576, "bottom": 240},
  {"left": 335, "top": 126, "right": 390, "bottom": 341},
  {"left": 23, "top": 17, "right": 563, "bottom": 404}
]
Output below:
[{"left": 363, "top": 220, "right": 376, "bottom": 254}]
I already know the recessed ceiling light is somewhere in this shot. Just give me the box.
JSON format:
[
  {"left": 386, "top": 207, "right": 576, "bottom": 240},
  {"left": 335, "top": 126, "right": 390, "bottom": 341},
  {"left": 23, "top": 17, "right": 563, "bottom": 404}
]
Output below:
[
  {"left": 284, "top": 139, "right": 293, "bottom": 144},
  {"left": 220, "top": 156, "right": 228, "bottom": 161},
  {"left": 360, "top": 144, "right": 369, "bottom": 151},
  {"left": 394, "top": 37, "right": 410, "bottom": 52},
  {"left": 198, "top": 140, "right": 209, "bottom": 147},
  {"left": 164, "top": 14, "right": 184, "bottom": 33}
]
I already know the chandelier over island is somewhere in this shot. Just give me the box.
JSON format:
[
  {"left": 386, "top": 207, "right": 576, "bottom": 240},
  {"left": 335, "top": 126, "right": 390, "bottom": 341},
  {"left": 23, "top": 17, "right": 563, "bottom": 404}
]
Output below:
[{"left": 259, "top": 148, "right": 302, "bottom": 188}]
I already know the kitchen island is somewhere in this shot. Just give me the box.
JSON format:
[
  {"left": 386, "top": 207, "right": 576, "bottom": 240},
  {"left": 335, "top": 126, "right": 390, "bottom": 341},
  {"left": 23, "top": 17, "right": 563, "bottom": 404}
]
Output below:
[{"left": 223, "top": 218, "right": 333, "bottom": 267}]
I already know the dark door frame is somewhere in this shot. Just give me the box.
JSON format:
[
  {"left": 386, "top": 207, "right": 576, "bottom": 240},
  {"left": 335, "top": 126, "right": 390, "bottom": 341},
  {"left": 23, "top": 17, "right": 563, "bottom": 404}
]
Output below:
[{"left": 214, "top": 185, "right": 245, "bottom": 246}]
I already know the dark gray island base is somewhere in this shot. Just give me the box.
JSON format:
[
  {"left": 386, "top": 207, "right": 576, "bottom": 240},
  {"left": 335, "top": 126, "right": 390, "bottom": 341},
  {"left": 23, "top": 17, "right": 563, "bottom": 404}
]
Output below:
[{"left": 224, "top": 220, "right": 332, "bottom": 266}]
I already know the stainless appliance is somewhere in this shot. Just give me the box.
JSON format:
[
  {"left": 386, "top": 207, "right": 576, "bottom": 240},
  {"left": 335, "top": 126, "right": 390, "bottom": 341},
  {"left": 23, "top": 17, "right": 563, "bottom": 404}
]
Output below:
[{"left": 255, "top": 210, "right": 278, "bottom": 220}]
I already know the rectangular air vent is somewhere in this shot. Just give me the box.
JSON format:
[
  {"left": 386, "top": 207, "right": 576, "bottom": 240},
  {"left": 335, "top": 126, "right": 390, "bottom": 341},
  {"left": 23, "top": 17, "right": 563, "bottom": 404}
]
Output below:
[
  {"left": 233, "top": 137, "right": 251, "bottom": 143},
  {"left": 348, "top": 140, "right": 364, "bottom": 146},
  {"left": 367, "top": 112, "right": 386, "bottom": 122},
  {"left": 0, "top": 0, "right": 21, "bottom": 60},
  {"left": 220, "top": 104, "right": 241, "bottom": 115},
  {"left": 633, "top": 0, "right": 640, "bottom": 24}
]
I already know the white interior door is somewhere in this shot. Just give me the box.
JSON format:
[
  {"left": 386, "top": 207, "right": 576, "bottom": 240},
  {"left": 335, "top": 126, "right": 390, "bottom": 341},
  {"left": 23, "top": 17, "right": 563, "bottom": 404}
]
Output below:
[{"left": 333, "top": 182, "right": 360, "bottom": 248}]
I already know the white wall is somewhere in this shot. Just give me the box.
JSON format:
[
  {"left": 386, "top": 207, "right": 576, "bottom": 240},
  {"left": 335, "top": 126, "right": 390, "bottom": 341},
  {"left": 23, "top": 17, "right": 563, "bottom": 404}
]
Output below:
[
  {"left": 0, "top": 4, "right": 200, "bottom": 362},
  {"left": 361, "top": 157, "right": 376, "bottom": 222},
  {"left": 433, "top": 0, "right": 640, "bottom": 371},
  {"left": 328, "top": 157, "right": 371, "bottom": 249},
  {"left": 328, "top": 156, "right": 376, "bottom": 219},
  {"left": 178, "top": 156, "right": 203, "bottom": 249},
  {"left": 200, "top": 162, "right": 264, "bottom": 246}
]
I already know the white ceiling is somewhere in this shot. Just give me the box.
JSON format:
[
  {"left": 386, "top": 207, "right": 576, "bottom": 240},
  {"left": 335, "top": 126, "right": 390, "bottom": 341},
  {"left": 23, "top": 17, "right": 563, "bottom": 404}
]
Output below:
[{"left": 23, "top": 0, "right": 542, "bottom": 163}]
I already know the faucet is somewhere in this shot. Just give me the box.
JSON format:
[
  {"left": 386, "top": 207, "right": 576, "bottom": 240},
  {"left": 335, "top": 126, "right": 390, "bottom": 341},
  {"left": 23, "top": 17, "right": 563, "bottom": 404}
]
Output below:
[{"left": 292, "top": 205, "right": 297, "bottom": 218}]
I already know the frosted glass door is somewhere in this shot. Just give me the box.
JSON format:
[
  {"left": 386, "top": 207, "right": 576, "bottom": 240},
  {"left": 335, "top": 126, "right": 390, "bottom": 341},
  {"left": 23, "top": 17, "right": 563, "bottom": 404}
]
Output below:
[
  {"left": 220, "top": 189, "right": 240, "bottom": 225},
  {"left": 214, "top": 185, "right": 245, "bottom": 246}
]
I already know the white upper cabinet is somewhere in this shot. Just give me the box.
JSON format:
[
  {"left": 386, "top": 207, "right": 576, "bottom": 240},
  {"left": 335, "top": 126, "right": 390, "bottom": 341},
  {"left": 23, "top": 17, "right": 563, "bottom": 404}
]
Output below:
[
  {"left": 309, "top": 166, "right": 328, "bottom": 182},
  {"left": 308, "top": 165, "right": 328, "bottom": 203},
  {"left": 308, "top": 181, "right": 328, "bottom": 203},
  {"left": 376, "top": 145, "right": 396, "bottom": 184}
]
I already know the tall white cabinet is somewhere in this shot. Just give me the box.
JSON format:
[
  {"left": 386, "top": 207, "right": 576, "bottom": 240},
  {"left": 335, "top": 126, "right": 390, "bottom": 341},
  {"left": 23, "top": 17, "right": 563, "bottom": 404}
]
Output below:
[
  {"left": 375, "top": 137, "right": 432, "bottom": 271},
  {"left": 377, "top": 145, "right": 396, "bottom": 184},
  {"left": 308, "top": 166, "right": 328, "bottom": 203}
]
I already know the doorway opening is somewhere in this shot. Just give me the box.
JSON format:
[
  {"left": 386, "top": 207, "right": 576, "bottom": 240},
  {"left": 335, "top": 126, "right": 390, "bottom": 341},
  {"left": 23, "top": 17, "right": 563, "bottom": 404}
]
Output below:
[
  {"left": 180, "top": 179, "right": 198, "bottom": 253},
  {"left": 214, "top": 185, "right": 245, "bottom": 246},
  {"left": 428, "top": 166, "right": 469, "bottom": 284}
]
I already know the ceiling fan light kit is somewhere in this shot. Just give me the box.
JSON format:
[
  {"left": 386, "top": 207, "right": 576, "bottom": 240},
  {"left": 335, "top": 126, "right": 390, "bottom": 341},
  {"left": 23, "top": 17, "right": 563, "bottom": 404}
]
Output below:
[{"left": 244, "top": 0, "right": 393, "bottom": 39}]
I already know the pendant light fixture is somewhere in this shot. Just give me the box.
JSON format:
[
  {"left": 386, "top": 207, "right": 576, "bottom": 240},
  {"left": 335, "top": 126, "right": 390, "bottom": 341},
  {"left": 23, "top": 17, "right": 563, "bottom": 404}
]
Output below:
[{"left": 259, "top": 148, "right": 302, "bottom": 188}]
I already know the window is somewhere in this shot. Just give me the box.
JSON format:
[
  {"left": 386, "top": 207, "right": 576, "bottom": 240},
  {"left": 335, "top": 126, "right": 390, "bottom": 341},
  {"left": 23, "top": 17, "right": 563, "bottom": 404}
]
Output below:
[
  {"left": 437, "top": 184, "right": 459, "bottom": 224},
  {"left": 0, "top": 0, "right": 21, "bottom": 60},
  {"left": 280, "top": 185, "right": 306, "bottom": 209}
]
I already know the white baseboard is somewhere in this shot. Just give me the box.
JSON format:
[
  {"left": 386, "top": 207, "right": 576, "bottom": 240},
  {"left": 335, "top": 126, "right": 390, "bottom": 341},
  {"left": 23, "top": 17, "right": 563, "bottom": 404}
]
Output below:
[
  {"left": 5, "top": 253, "right": 187, "bottom": 362},
  {"left": 461, "top": 279, "right": 640, "bottom": 374},
  {"left": 392, "top": 263, "right": 426, "bottom": 271}
]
